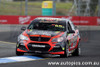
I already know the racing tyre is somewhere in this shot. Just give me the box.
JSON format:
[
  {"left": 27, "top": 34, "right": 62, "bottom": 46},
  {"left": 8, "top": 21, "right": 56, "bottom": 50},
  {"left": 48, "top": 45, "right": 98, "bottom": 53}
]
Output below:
[
  {"left": 16, "top": 51, "right": 24, "bottom": 56},
  {"left": 72, "top": 42, "right": 81, "bottom": 56},
  {"left": 60, "top": 42, "right": 69, "bottom": 58}
]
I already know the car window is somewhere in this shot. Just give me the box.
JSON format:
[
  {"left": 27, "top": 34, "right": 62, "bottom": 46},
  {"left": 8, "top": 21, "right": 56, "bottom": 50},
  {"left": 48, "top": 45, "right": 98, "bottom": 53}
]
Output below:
[
  {"left": 28, "top": 21, "right": 66, "bottom": 32},
  {"left": 68, "top": 22, "right": 73, "bottom": 32},
  {"left": 69, "top": 20, "right": 75, "bottom": 31}
]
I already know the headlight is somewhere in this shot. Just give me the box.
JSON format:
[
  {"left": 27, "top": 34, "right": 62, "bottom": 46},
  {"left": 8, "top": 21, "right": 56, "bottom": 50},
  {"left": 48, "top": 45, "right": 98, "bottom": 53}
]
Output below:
[
  {"left": 52, "top": 37, "right": 64, "bottom": 42},
  {"left": 57, "top": 37, "right": 64, "bottom": 42},
  {"left": 18, "top": 34, "right": 29, "bottom": 41}
]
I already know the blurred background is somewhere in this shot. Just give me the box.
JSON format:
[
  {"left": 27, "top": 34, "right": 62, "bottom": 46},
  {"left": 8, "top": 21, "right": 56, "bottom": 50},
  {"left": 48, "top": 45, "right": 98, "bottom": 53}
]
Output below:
[{"left": 0, "top": 0, "right": 100, "bottom": 16}]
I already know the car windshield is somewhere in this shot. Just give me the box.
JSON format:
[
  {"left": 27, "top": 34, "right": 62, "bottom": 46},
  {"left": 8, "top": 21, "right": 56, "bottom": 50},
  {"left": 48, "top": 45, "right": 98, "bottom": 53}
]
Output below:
[{"left": 28, "top": 21, "right": 66, "bottom": 31}]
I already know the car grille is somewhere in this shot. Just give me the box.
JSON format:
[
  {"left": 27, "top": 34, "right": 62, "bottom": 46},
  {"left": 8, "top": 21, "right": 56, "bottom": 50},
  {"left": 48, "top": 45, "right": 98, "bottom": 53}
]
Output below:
[
  {"left": 28, "top": 43, "right": 51, "bottom": 51},
  {"left": 30, "top": 36, "right": 50, "bottom": 42}
]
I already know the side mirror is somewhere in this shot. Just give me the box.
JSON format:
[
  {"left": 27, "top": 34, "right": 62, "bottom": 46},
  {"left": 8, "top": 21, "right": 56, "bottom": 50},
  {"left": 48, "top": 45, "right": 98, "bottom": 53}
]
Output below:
[
  {"left": 21, "top": 26, "right": 26, "bottom": 31},
  {"left": 68, "top": 30, "right": 75, "bottom": 33}
]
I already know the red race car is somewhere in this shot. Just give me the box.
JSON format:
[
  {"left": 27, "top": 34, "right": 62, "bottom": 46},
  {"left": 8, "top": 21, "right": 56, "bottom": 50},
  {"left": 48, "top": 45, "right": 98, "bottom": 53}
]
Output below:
[{"left": 16, "top": 17, "right": 81, "bottom": 57}]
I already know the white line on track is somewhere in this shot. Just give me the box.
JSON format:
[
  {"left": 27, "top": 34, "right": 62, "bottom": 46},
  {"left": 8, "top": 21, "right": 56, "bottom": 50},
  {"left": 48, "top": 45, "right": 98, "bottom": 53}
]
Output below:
[
  {"left": 0, "top": 41, "right": 16, "bottom": 44},
  {"left": 0, "top": 56, "right": 43, "bottom": 64}
]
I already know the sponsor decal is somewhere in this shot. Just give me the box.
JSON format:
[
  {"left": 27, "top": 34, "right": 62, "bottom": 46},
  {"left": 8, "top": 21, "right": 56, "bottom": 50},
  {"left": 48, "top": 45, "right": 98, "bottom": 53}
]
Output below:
[
  {"left": 44, "top": 3, "right": 48, "bottom": 7},
  {"left": 38, "top": 18, "right": 63, "bottom": 23},
  {"left": 32, "top": 44, "right": 46, "bottom": 48},
  {"left": 62, "top": 16, "right": 89, "bottom": 24},
  {"left": 73, "top": 21, "right": 88, "bottom": 23},
  {"left": 31, "top": 31, "right": 52, "bottom": 36},
  {"left": 0, "top": 20, "right": 8, "bottom": 23},
  {"left": 19, "top": 16, "right": 31, "bottom": 24}
]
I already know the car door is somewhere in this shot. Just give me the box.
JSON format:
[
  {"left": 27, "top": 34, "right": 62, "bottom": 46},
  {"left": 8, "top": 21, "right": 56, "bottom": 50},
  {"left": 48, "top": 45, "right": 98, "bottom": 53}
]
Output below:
[{"left": 67, "top": 21, "right": 79, "bottom": 51}]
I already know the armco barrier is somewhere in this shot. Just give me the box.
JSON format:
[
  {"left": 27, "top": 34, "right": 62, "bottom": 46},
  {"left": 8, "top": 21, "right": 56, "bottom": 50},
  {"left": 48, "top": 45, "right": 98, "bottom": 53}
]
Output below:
[{"left": 0, "top": 15, "right": 100, "bottom": 26}]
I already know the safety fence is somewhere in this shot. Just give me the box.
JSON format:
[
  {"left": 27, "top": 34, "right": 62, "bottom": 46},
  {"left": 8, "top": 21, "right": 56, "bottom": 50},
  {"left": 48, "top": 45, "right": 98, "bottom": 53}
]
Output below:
[{"left": 0, "top": 15, "right": 100, "bottom": 26}]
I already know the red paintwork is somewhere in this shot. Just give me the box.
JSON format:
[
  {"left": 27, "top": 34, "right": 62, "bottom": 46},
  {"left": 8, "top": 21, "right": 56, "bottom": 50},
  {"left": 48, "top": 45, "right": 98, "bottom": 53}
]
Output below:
[
  {"left": 0, "top": 15, "right": 99, "bottom": 25},
  {"left": 69, "top": 36, "right": 80, "bottom": 51},
  {"left": 50, "top": 51, "right": 64, "bottom": 54},
  {"left": 17, "top": 48, "right": 27, "bottom": 52}
]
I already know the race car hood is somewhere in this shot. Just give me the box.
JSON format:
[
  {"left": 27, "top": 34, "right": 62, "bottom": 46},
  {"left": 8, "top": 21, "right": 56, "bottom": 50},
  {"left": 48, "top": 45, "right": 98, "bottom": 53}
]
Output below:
[{"left": 26, "top": 30, "right": 65, "bottom": 37}]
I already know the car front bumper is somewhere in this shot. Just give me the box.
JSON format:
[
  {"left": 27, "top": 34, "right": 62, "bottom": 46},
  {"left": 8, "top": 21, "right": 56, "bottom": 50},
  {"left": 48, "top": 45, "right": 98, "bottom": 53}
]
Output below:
[{"left": 16, "top": 40, "right": 65, "bottom": 55}]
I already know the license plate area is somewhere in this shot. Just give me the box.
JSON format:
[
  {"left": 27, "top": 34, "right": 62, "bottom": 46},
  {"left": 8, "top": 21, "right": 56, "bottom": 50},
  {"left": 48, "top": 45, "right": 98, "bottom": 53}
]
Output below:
[
  {"left": 28, "top": 43, "right": 51, "bottom": 51},
  {"left": 32, "top": 44, "right": 46, "bottom": 48}
]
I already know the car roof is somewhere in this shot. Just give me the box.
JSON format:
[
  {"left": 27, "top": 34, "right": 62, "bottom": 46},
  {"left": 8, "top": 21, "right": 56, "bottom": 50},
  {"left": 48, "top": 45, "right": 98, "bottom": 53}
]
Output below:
[{"left": 34, "top": 17, "right": 69, "bottom": 23}]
